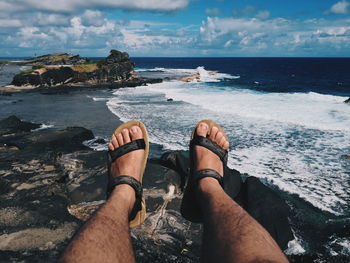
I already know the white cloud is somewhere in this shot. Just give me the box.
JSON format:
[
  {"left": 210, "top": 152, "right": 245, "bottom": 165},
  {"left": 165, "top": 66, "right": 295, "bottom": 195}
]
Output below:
[
  {"left": 0, "top": 19, "right": 22, "bottom": 27},
  {"left": 329, "top": 1, "right": 349, "bottom": 14},
  {"left": 34, "top": 13, "right": 69, "bottom": 26},
  {"left": 81, "top": 10, "right": 104, "bottom": 26},
  {"left": 199, "top": 16, "right": 350, "bottom": 56},
  {"left": 0, "top": 0, "right": 190, "bottom": 13},
  {"left": 205, "top": 8, "right": 221, "bottom": 16},
  {"left": 1, "top": 3, "right": 350, "bottom": 57}
]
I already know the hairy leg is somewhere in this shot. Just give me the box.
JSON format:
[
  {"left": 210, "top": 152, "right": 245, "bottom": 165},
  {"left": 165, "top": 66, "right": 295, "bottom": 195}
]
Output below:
[
  {"left": 194, "top": 122, "right": 288, "bottom": 263},
  {"left": 60, "top": 126, "right": 144, "bottom": 263}
]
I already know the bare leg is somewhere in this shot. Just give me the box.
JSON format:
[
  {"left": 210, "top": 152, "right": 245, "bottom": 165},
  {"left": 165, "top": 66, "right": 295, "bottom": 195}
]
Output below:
[
  {"left": 60, "top": 126, "right": 145, "bottom": 263},
  {"left": 194, "top": 122, "right": 288, "bottom": 263}
]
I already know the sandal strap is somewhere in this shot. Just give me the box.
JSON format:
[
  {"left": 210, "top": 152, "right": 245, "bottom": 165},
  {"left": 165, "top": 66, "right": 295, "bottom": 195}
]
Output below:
[
  {"left": 108, "top": 139, "right": 145, "bottom": 163},
  {"left": 190, "top": 136, "right": 228, "bottom": 164},
  {"left": 193, "top": 169, "right": 224, "bottom": 187},
  {"left": 107, "top": 175, "right": 142, "bottom": 221}
]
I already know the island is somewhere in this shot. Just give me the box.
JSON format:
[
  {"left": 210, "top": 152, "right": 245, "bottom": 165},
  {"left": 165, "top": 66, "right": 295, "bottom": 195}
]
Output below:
[{"left": 0, "top": 50, "right": 161, "bottom": 94}]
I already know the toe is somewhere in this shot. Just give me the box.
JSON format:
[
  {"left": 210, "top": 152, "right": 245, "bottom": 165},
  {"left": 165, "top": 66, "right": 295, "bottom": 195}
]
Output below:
[
  {"left": 122, "top": 128, "right": 131, "bottom": 143},
  {"left": 111, "top": 134, "right": 119, "bottom": 149},
  {"left": 209, "top": 126, "right": 218, "bottom": 140},
  {"left": 223, "top": 141, "right": 229, "bottom": 150},
  {"left": 130, "top": 126, "right": 143, "bottom": 140},
  {"left": 196, "top": 122, "right": 209, "bottom": 137},
  {"left": 218, "top": 136, "right": 226, "bottom": 148},
  {"left": 116, "top": 133, "right": 124, "bottom": 146},
  {"left": 108, "top": 143, "right": 114, "bottom": 151},
  {"left": 215, "top": 131, "right": 223, "bottom": 144}
]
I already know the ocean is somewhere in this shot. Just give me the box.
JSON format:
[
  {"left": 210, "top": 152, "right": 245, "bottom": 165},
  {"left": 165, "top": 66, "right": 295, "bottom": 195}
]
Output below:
[{"left": 1, "top": 57, "right": 350, "bottom": 259}]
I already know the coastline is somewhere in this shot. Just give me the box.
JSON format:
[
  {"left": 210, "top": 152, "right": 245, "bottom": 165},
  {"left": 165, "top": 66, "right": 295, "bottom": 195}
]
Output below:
[
  {"left": 1, "top": 58, "right": 349, "bottom": 262},
  {"left": 0, "top": 88, "right": 122, "bottom": 139}
]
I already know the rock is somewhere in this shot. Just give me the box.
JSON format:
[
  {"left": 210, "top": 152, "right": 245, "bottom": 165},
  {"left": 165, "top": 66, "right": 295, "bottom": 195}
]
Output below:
[
  {"left": 0, "top": 115, "right": 295, "bottom": 262},
  {"left": 12, "top": 67, "right": 75, "bottom": 87},
  {"left": 167, "top": 98, "right": 174, "bottom": 101},
  {"left": 0, "top": 115, "right": 40, "bottom": 136},
  {"left": 23, "top": 53, "right": 89, "bottom": 66},
  {"left": 180, "top": 74, "right": 200, "bottom": 82},
  {"left": 94, "top": 138, "right": 106, "bottom": 144},
  {"left": 1, "top": 52, "right": 163, "bottom": 94},
  {"left": 344, "top": 97, "right": 350, "bottom": 104}
]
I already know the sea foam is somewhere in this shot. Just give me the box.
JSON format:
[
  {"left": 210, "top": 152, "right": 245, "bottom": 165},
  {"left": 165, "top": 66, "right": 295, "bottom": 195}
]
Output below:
[{"left": 106, "top": 68, "right": 350, "bottom": 216}]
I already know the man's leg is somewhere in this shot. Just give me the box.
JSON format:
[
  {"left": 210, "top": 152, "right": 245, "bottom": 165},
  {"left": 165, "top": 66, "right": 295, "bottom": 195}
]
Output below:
[
  {"left": 194, "top": 122, "right": 288, "bottom": 263},
  {"left": 60, "top": 125, "right": 145, "bottom": 263}
]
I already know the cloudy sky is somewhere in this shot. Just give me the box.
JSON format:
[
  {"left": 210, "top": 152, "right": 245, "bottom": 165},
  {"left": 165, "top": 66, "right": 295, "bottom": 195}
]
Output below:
[{"left": 0, "top": 0, "right": 349, "bottom": 57}]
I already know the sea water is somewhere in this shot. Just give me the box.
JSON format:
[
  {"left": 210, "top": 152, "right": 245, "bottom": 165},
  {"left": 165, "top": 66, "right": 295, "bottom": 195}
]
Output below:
[{"left": 105, "top": 58, "right": 350, "bottom": 257}]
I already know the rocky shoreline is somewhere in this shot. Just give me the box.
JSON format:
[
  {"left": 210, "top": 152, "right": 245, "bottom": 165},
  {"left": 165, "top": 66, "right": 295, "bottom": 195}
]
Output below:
[
  {"left": 0, "top": 50, "right": 162, "bottom": 95},
  {"left": 3, "top": 115, "right": 347, "bottom": 262}
]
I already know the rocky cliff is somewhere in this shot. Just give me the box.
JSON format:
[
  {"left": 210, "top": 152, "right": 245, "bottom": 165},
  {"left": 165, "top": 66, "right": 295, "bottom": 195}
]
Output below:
[
  {"left": 0, "top": 116, "right": 314, "bottom": 263},
  {"left": 11, "top": 50, "right": 137, "bottom": 88}
]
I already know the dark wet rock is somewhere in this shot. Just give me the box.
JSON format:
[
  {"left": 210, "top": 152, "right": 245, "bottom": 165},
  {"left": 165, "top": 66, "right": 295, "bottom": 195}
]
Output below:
[
  {"left": 0, "top": 115, "right": 40, "bottom": 136},
  {"left": 0, "top": 118, "right": 83, "bottom": 262},
  {"left": 12, "top": 66, "right": 75, "bottom": 87},
  {"left": 235, "top": 176, "right": 293, "bottom": 249},
  {"left": 94, "top": 138, "right": 106, "bottom": 144},
  {"left": 167, "top": 98, "right": 174, "bottom": 101},
  {"left": 344, "top": 97, "right": 350, "bottom": 104},
  {"left": 0, "top": 126, "right": 93, "bottom": 152},
  {"left": 1, "top": 115, "right": 331, "bottom": 262}
]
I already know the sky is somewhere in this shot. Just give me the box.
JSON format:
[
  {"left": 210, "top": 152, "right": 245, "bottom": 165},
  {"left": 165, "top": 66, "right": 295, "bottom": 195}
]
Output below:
[{"left": 0, "top": 0, "right": 349, "bottom": 57}]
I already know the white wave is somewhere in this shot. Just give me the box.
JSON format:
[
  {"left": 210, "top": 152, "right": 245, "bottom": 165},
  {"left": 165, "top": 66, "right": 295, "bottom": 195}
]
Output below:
[
  {"left": 285, "top": 238, "right": 306, "bottom": 255},
  {"left": 137, "top": 66, "right": 240, "bottom": 83},
  {"left": 106, "top": 80, "right": 350, "bottom": 216},
  {"left": 148, "top": 81, "right": 350, "bottom": 131},
  {"left": 135, "top": 67, "right": 167, "bottom": 72},
  {"left": 83, "top": 137, "right": 108, "bottom": 151},
  {"left": 326, "top": 236, "right": 350, "bottom": 256},
  {"left": 33, "top": 124, "right": 54, "bottom": 131},
  {"left": 197, "top": 66, "right": 240, "bottom": 82},
  {"left": 92, "top": 97, "right": 109, "bottom": 101}
]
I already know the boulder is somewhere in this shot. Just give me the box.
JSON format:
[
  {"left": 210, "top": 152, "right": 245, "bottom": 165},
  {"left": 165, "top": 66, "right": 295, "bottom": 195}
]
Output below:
[{"left": 0, "top": 115, "right": 40, "bottom": 136}]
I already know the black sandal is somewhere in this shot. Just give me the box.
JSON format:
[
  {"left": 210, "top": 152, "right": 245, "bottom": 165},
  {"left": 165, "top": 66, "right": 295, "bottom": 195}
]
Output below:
[
  {"left": 181, "top": 120, "right": 228, "bottom": 223},
  {"left": 107, "top": 121, "right": 149, "bottom": 227}
]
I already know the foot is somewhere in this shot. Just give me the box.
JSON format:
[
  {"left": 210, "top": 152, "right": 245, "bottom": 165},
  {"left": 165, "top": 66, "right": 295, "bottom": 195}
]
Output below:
[
  {"left": 194, "top": 122, "right": 229, "bottom": 193},
  {"left": 108, "top": 125, "right": 145, "bottom": 214}
]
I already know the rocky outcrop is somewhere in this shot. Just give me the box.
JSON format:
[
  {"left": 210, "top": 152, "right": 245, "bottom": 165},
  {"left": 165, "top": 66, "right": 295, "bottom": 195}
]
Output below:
[
  {"left": 22, "top": 53, "right": 89, "bottom": 66},
  {"left": 0, "top": 115, "right": 40, "bottom": 136},
  {"left": 11, "top": 50, "right": 136, "bottom": 88},
  {"left": 0, "top": 115, "right": 297, "bottom": 262},
  {"left": 344, "top": 97, "right": 350, "bottom": 104},
  {"left": 2, "top": 50, "right": 162, "bottom": 94}
]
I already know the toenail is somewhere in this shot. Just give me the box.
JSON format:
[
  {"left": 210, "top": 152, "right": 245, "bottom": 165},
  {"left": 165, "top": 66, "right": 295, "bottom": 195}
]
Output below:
[
  {"left": 131, "top": 127, "right": 138, "bottom": 133},
  {"left": 199, "top": 123, "right": 208, "bottom": 130}
]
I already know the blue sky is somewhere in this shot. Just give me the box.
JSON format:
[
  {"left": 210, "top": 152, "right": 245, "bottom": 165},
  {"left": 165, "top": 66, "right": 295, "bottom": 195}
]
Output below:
[{"left": 0, "top": 0, "right": 349, "bottom": 57}]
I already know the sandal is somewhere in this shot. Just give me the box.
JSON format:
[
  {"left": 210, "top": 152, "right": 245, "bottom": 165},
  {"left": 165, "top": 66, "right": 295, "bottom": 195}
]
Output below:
[
  {"left": 107, "top": 121, "right": 149, "bottom": 228},
  {"left": 181, "top": 120, "right": 228, "bottom": 223}
]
